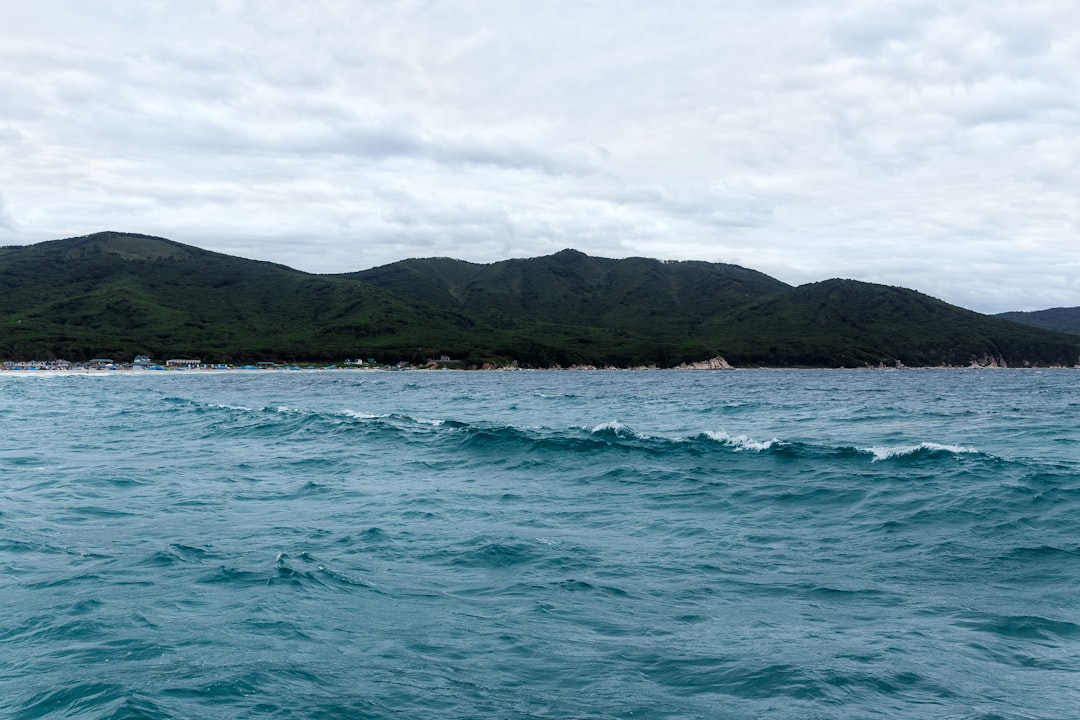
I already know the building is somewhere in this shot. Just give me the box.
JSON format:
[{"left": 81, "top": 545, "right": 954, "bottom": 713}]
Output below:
[{"left": 166, "top": 358, "right": 202, "bottom": 368}]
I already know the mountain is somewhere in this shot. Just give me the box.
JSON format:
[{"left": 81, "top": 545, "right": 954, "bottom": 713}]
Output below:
[
  {"left": 996, "top": 307, "right": 1080, "bottom": 336},
  {"left": 0, "top": 232, "right": 478, "bottom": 363},
  {"left": 346, "top": 249, "right": 792, "bottom": 366},
  {"left": 356, "top": 253, "right": 1080, "bottom": 367},
  {"left": 348, "top": 249, "right": 789, "bottom": 335},
  {"left": 2, "top": 232, "right": 1079, "bottom": 367},
  {"left": 700, "top": 279, "right": 1080, "bottom": 367}
]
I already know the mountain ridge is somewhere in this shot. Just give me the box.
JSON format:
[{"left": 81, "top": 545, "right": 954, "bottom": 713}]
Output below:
[
  {"left": 2, "top": 231, "right": 1078, "bottom": 368},
  {"left": 996, "top": 307, "right": 1080, "bottom": 336}
]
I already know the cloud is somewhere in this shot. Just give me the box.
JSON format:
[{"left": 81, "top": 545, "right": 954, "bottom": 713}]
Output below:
[
  {"left": 0, "top": 193, "right": 15, "bottom": 231},
  {"left": 0, "top": 0, "right": 1078, "bottom": 314}
]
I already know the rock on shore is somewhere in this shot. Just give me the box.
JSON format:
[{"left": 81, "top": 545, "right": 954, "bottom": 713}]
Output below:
[{"left": 673, "top": 356, "right": 734, "bottom": 370}]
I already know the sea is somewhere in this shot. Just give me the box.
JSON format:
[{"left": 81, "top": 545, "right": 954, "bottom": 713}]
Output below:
[{"left": 1, "top": 368, "right": 1078, "bottom": 720}]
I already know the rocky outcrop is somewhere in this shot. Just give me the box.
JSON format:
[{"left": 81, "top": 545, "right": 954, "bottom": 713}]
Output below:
[
  {"left": 674, "top": 356, "right": 734, "bottom": 370},
  {"left": 968, "top": 353, "right": 1008, "bottom": 368}
]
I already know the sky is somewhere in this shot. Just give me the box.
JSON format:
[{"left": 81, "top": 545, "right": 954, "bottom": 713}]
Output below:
[{"left": 1, "top": 1, "right": 1078, "bottom": 314}]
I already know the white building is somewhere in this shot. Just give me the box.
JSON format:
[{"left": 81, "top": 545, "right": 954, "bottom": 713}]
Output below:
[{"left": 166, "top": 358, "right": 202, "bottom": 368}]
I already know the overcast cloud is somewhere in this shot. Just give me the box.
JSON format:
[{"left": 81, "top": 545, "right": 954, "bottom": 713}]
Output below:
[{"left": 1, "top": 0, "right": 1078, "bottom": 313}]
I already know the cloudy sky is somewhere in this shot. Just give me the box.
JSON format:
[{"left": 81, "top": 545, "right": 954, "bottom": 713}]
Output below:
[{"left": 1, "top": 1, "right": 1078, "bottom": 313}]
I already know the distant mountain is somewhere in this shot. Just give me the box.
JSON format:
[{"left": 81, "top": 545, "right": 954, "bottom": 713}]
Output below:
[
  {"left": 701, "top": 279, "right": 1080, "bottom": 367},
  {"left": 2, "top": 232, "right": 1079, "bottom": 367},
  {"left": 996, "top": 307, "right": 1080, "bottom": 336}
]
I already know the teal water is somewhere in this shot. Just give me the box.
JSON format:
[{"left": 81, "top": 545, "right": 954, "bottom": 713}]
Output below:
[{"left": 1, "top": 369, "right": 1078, "bottom": 719}]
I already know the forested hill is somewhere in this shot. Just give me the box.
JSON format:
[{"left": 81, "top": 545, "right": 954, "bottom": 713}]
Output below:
[
  {"left": 345, "top": 249, "right": 791, "bottom": 343},
  {"left": 996, "top": 307, "right": 1080, "bottom": 336},
  {"left": 695, "top": 279, "right": 1080, "bottom": 368},
  {"left": 355, "top": 253, "right": 1080, "bottom": 368},
  {"left": 0, "top": 232, "right": 478, "bottom": 362},
  {"left": 2, "top": 231, "right": 1079, "bottom": 368}
]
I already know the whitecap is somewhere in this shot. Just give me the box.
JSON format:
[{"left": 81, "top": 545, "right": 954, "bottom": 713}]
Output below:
[
  {"left": 705, "top": 430, "right": 778, "bottom": 452},
  {"left": 340, "top": 409, "right": 382, "bottom": 420},
  {"left": 589, "top": 420, "right": 641, "bottom": 439},
  {"left": 866, "top": 442, "right": 978, "bottom": 462},
  {"left": 207, "top": 402, "right": 253, "bottom": 412}
]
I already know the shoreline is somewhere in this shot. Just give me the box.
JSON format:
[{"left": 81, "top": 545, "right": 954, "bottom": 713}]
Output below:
[{"left": 2, "top": 364, "right": 1078, "bottom": 376}]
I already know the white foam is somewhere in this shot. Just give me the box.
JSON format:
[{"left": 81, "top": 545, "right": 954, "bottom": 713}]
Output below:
[
  {"left": 591, "top": 420, "right": 625, "bottom": 433},
  {"left": 340, "top": 409, "right": 382, "bottom": 420},
  {"left": 590, "top": 421, "right": 641, "bottom": 438},
  {"left": 340, "top": 409, "right": 446, "bottom": 426},
  {"left": 207, "top": 402, "right": 253, "bottom": 412},
  {"left": 705, "top": 430, "right": 778, "bottom": 452},
  {"left": 866, "top": 442, "right": 978, "bottom": 462}
]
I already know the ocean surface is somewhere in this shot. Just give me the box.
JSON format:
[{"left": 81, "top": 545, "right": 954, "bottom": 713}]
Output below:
[{"left": 2, "top": 368, "right": 1078, "bottom": 719}]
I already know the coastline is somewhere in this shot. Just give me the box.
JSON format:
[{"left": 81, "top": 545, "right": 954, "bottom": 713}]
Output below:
[{"left": 2, "top": 363, "right": 1078, "bottom": 376}]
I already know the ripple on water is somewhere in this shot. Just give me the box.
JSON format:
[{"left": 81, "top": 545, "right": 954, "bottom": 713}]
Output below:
[{"left": 3, "top": 370, "right": 1080, "bottom": 719}]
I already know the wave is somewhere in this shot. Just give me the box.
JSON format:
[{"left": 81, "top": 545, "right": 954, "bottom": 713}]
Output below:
[
  {"left": 586, "top": 423, "right": 991, "bottom": 464},
  {"left": 1001, "top": 545, "right": 1080, "bottom": 562},
  {"left": 157, "top": 397, "right": 1006, "bottom": 469},
  {"left": 158, "top": 397, "right": 462, "bottom": 444},
  {"left": 195, "top": 552, "right": 378, "bottom": 593},
  {"left": 703, "top": 430, "right": 780, "bottom": 452},
  {"left": 427, "top": 535, "right": 601, "bottom": 578},
  {"left": 589, "top": 420, "right": 649, "bottom": 440},
  {"left": 955, "top": 611, "right": 1080, "bottom": 642},
  {"left": 272, "top": 551, "right": 378, "bottom": 590},
  {"left": 865, "top": 442, "right": 980, "bottom": 462}
]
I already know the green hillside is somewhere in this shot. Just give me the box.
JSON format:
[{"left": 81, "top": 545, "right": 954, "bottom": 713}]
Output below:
[
  {"left": 349, "top": 249, "right": 789, "bottom": 338},
  {"left": 996, "top": 307, "right": 1080, "bottom": 336},
  {"left": 356, "top": 254, "right": 1080, "bottom": 368},
  {"left": 0, "top": 232, "right": 478, "bottom": 363},
  {"left": 2, "top": 232, "right": 1078, "bottom": 368},
  {"left": 700, "top": 280, "right": 1080, "bottom": 367},
  {"left": 348, "top": 249, "right": 793, "bottom": 366}
]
